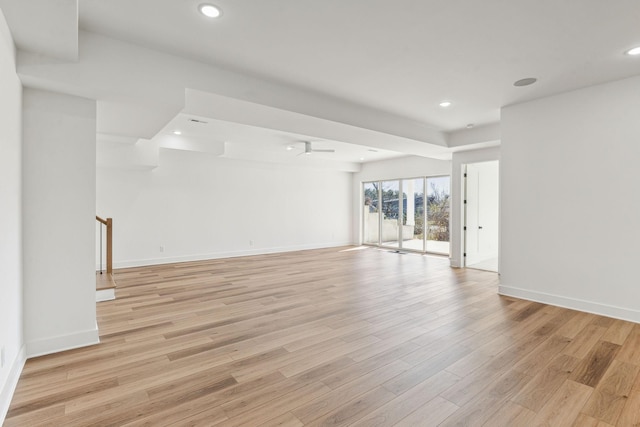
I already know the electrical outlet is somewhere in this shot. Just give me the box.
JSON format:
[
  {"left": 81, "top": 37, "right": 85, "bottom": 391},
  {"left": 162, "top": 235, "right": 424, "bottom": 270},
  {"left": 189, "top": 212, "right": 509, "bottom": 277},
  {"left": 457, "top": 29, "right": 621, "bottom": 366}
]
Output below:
[
  {"left": 249, "top": 240, "right": 253, "bottom": 246},
  {"left": 159, "top": 245, "right": 164, "bottom": 253}
]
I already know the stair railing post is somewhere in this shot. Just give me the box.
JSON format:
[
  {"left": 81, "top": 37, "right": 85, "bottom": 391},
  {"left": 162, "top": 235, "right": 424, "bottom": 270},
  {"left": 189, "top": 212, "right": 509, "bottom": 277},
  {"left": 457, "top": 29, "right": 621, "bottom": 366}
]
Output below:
[
  {"left": 106, "top": 218, "right": 113, "bottom": 275},
  {"left": 99, "top": 222, "right": 103, "bottom": 274}
]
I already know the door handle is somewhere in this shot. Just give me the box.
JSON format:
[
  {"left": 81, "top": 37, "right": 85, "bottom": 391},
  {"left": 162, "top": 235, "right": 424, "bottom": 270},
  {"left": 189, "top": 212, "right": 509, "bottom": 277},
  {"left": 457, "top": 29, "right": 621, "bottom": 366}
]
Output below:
[{"left": 478, "top": 226, "right": 483, "bottom": 229}]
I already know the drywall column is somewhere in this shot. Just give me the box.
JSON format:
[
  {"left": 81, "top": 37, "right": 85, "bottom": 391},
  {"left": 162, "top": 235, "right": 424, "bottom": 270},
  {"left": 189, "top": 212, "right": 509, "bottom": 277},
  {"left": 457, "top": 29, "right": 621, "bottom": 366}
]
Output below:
[
  {"left": 0, "top": 9, "right": 24, "bottom": 422},
  {"left": 22, "top": 88, "right": 98, "bottom": 357},
  {"left": 500, "top": 76, "right": 640, "bottom": 322}
]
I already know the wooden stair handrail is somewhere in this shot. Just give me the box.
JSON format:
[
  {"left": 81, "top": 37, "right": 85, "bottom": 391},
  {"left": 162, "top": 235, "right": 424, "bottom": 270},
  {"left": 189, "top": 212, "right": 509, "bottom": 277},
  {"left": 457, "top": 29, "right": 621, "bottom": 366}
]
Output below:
[{"left": 96, "top": 215, "right": 113, "bottom": 274}]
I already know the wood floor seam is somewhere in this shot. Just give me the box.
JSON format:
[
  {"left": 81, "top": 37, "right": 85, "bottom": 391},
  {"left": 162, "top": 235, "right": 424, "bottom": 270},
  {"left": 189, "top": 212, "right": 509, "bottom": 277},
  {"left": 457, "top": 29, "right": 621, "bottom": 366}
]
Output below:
[{"left": 6, "top": 246, "right": 639, "bottom": 426}]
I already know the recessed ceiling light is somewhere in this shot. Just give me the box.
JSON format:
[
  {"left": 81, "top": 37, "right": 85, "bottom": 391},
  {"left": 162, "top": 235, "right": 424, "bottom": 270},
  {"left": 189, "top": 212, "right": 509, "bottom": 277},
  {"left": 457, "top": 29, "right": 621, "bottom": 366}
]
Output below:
[
  {"left": 439, "top": 101, "right": 452, "bottom": 108},
  {"left": 286, "top": 145, "right": 294, "bottom": 151},
  {"left": 360, "top": 157, "right": 365, "bottom": 161},
  {"left": 173, "top": 130, "right": 182, "bottom": 135},
  {"left": 199, "top": 4, "right": 222, "bottom": 18},
  {"left": 514, "top": 77, "right": 537, "bottom": 87},
  {"left": 466, "top": 123, "right": 475, "bottom": 129},
  {"left": 625, "top": 46, "right": 640, "bottom": 56}
]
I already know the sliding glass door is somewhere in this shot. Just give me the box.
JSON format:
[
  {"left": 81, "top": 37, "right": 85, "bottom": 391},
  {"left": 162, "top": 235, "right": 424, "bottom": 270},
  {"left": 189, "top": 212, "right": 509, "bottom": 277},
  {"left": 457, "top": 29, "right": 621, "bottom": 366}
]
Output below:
[
  {"left": 381, "top": 180, "right": 400, "bottom": 248},
  {"left": 402, "top": 178, "right": 425, "bottom": 252},
  {"left": 426, "top": 176, "right": 451, "bottom": 255},
  {"left": 363, "top": 175, "right": 450, "bottom": 255},
  {"left": 362, "top": 182, "right": 379, "bottom": 245}
]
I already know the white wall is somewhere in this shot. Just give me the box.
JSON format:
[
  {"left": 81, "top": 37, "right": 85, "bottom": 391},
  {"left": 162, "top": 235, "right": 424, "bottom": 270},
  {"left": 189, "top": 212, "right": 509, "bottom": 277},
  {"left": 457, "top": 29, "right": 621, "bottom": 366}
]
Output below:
[
  {"left": 352, "top": 155, "right": 451, "bottom": 245},
  {"left": 0, "top": 10, "right": 24, "bottom": 422},
  {"left": 450, "top": 147, "right": 501, "bottom": 267},
  {"left": 500, "top": 75, "right": 640, "bottom": 322},
  {"left": 97, "top": 149, "right": 353, "bottom": 267},
  {"left": 22, "top": 88, "right": 99, "bottom": 357}
]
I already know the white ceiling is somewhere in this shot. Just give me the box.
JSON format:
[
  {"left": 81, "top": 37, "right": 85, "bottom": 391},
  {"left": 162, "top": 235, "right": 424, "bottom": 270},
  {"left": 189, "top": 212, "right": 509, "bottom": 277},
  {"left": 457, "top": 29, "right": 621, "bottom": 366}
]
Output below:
[
  {"left": 0, "top": 0, "right": 78, "bottom": 60},
  {"left": 78, "top": 0, "right": 640, "bottom": 131},
  {"left": 163, "top": 114, "right": 406, "bottom": 164},
  {"left": 3, "top": 0, "right": 640, "bottom": 167}
]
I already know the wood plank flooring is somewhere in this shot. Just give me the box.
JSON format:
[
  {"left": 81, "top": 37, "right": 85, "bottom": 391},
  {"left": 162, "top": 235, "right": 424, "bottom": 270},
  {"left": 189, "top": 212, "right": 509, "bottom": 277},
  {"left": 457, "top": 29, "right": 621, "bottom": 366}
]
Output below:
[{"left": 6, "top": 246, "right": 640, "bottom": 426}]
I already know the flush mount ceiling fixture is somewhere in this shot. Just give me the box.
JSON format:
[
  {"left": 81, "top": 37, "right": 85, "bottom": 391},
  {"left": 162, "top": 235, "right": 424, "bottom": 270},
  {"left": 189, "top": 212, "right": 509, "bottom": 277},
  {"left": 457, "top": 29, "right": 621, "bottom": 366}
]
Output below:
[
  {"left": 514, "top": 77, "right": 537, "bottom": 87},
  {"left": 199, "top": 4, "right": 222, "bottom": 18},
  {"left": 625, "top": 46, "right": 640, "bottom": 56},
  {"left": 173, "top": 130, "right": 182, "bottom": 135},
  {"left": 439, "top": 101, "right": 452, "bottom": 108}
]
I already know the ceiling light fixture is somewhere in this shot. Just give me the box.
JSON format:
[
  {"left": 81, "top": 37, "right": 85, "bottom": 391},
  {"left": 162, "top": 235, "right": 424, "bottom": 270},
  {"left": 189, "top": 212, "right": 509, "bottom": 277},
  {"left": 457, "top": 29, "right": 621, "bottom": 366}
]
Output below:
[
  {"left": 439, "top": 101, "right": 452, "bottom": 108},
  {"left": 173, "top": 130, "right": 182, "bottom": 135},
  {"left": 514, "top": 77, "right": 537, "bottom": 87},
  {"left": 199, "top": 4, "right": 222, "bottom": 18},
  {"left": 286, "top": 145, "right": 294, "bottom": 151},
  {"left": 466, "top": 124, "right": 475, "bottom": 129},
  {"left": 625, "top": 46, "right": 640, "bottom": 56}
]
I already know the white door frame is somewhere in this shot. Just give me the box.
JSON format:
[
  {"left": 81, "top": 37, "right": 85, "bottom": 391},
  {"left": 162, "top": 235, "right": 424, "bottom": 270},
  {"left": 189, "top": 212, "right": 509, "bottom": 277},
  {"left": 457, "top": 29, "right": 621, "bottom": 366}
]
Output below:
[
  {"left": 449, "top": 146, "right": 500, "bottom": 270},
  {"left": 463, "top": 160, "right": 500, "bottom": 271}
]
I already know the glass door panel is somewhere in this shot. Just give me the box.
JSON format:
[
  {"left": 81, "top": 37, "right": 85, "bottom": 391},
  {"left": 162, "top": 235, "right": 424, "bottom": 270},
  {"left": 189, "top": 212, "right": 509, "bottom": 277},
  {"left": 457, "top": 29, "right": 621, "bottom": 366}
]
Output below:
[
  {"left": 426, "top": 176, "right": 451, "bottom": 254},
  {"left": 381, "top": 180, "right": 400, "bottom": 248},
  {"left": 401, "top": 178, "right": 425, "bottom": 251},
  {"left": 362, "top": 182, "right": 380, "bottom": 245}
]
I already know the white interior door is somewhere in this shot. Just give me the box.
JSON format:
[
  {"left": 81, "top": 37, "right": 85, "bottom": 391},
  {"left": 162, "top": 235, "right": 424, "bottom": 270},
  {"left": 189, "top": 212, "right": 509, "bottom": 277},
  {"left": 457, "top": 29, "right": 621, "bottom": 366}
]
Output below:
[{"left": 465, "top": 161, "right": 499, "bottom": 269}]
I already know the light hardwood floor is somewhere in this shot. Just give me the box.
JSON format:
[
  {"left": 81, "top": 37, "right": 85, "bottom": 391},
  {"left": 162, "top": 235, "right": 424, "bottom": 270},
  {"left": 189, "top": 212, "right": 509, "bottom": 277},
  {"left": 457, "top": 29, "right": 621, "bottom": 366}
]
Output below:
[{"left": 6, "top": 246, "right": 640, "bottom": 426}]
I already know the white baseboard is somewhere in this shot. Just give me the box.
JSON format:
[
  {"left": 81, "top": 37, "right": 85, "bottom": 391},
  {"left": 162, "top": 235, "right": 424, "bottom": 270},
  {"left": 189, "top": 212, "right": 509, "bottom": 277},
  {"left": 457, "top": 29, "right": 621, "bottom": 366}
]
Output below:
[
  {"left": 499, "top": 285, "right": 640, "bottom": 324},
  {"left": 112, "top": 241, "right": 354, "bottom": 269},
  {"left": 26, "top": 327, "right": 100, "bottom": 359},
  {"left": 96, "top": 288, "right": 115, "bottom": 302},
  {"left": 0, "top": 345, "right": 26, "bottom": 424}
]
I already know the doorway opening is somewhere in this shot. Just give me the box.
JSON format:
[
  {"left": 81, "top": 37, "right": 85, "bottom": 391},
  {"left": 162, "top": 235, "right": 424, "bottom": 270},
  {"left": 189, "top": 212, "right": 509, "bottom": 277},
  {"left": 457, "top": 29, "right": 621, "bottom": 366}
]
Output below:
[{"left": 464, "top": 161, "right": 499, "bottom": 272}]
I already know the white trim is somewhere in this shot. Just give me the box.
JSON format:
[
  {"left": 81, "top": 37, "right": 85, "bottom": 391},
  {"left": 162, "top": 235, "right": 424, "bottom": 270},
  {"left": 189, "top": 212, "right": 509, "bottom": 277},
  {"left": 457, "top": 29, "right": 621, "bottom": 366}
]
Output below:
[
  {"left": 0, "top": 345, "right": 26, "bottom": 424},
  {"left": 26, "top": 328, "right": 100, "bottom": 358},
  {"left": 96, "top": 288, "right": 115, "bottom": 302},
  {"left": 112, "top": 241, "right": 354, "bottom": 269},
  {"left": 499, "top": 285, "right": 640, "bottom": 324}
]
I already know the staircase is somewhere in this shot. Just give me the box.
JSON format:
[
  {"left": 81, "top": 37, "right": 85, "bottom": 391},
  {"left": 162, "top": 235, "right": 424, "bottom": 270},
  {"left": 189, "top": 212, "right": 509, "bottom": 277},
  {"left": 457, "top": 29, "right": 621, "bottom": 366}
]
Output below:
[
  {"left": 96, "top": 271, "right": 116, "bottom": 302},
  {"left": 96, "top": 215, "right": 116, "bottom": 301}
]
